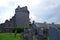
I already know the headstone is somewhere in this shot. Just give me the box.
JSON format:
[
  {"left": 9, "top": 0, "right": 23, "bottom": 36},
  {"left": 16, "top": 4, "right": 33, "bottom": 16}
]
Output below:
[
  {"left": 48, "top": 27, "right": 60, "bottom": 40},
  {"left": 37, "top": 28, "right": 44, "bottom": 40},
  {"left": 20, "top": 32, "right": 24, "bottom": 40},
  {"left": 24, "top": 28, "right": 33, "bottom": 40},
  {"left": 33, "top": 36, "right": 37, "bottom": 40},
  {"left": 43, "top": 29, "right": 48, "bottom": 40},
  {"left": 38, "top": 28, "right": 43, "bottom": 35}
]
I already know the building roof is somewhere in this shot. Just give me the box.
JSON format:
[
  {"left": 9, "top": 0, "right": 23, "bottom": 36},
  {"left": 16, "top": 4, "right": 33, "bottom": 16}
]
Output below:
[{"left": 36, "top": 23, "right": 60, "bottom": 29}]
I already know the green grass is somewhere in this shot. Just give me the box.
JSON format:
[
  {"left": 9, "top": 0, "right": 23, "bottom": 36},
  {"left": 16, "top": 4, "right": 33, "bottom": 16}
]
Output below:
[
  {"left": 0, "top": 33, "right": 20, "bottom": 40},
  {"left": 0, "top": 33, "right": 50, "bottom": 40}
]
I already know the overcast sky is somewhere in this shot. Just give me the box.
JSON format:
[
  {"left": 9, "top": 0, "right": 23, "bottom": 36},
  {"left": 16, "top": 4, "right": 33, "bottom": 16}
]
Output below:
[{"left": 0, "top": 0, "right": 60, "bottom": 24}]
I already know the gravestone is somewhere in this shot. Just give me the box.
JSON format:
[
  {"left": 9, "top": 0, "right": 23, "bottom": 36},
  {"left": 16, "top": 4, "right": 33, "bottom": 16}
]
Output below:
[
  {"left": 38, "top": 28, "right": 43, "bottom": 35},
  {"left": 33, "top": 36, "right": 37, "bottom": 40},
  {"left": 48, "top": 27, "right": 60, "bottom": 40},
  {"left": 24, "top": 28, "right": 33, "bottom": 40},
  {"left": 37, "top": 28, "right": 44, "bottom": 40},
  {"left": 20, "top": 32, "right": 24, "bottom": 40}
]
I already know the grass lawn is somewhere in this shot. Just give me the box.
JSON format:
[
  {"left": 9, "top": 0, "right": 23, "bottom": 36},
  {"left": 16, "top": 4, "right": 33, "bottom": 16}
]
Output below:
[{"left": 0, "top": 33, "right": 20, "bottom": 40}]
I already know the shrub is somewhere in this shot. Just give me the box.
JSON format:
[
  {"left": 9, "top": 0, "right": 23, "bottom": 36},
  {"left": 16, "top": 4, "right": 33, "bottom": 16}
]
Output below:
[{"left": 13, "top": 26, "right": 24, "bottom": 33}]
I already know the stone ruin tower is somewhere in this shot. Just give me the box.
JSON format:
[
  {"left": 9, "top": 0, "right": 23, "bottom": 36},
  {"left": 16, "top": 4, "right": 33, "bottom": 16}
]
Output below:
[
  {"left": 0, "top": 6, "right": 29, "bottom": 32},
  {"left": 15, "top": 6, "right": 29, "bottom": 28}
]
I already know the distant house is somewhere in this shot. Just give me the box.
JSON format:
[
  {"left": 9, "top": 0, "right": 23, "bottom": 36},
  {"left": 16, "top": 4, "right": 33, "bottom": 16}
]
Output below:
[{"left": 36, "top": 22, "right": 60, "bottom": 29}]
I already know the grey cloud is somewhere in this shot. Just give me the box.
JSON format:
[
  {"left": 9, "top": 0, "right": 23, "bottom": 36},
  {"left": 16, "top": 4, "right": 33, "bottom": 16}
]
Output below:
[
  {"left": 8, "top": 1, "right": 16, "bottom": 7},
  {"left": 29, "top": 0, "right": 60, "bottom": 24},
  {"left": 0, "top": 7, "right": 7, "bottom": 23},
  {"left": 0, "top": 7, "right": 8, "bottom": 13},
  {"left": 0, "top": 0, "right": 60, "bottom": 24}
]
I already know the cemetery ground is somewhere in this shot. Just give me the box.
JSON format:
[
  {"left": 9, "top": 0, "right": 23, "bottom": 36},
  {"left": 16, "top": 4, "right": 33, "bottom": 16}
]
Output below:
[
  {"left": 0, "top": 27, "right": 50, "bottom": 40},
  {"left": 0, "top": 33, "right": 20, "bottom": 40},
  {"left": 0, "top": 33, "right": 50, "bottom": 40}
]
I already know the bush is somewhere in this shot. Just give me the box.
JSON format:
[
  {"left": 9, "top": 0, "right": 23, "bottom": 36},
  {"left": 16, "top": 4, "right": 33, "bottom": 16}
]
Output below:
[{"left": 13, "top": 26, "right": 24, "bottom": 33}]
